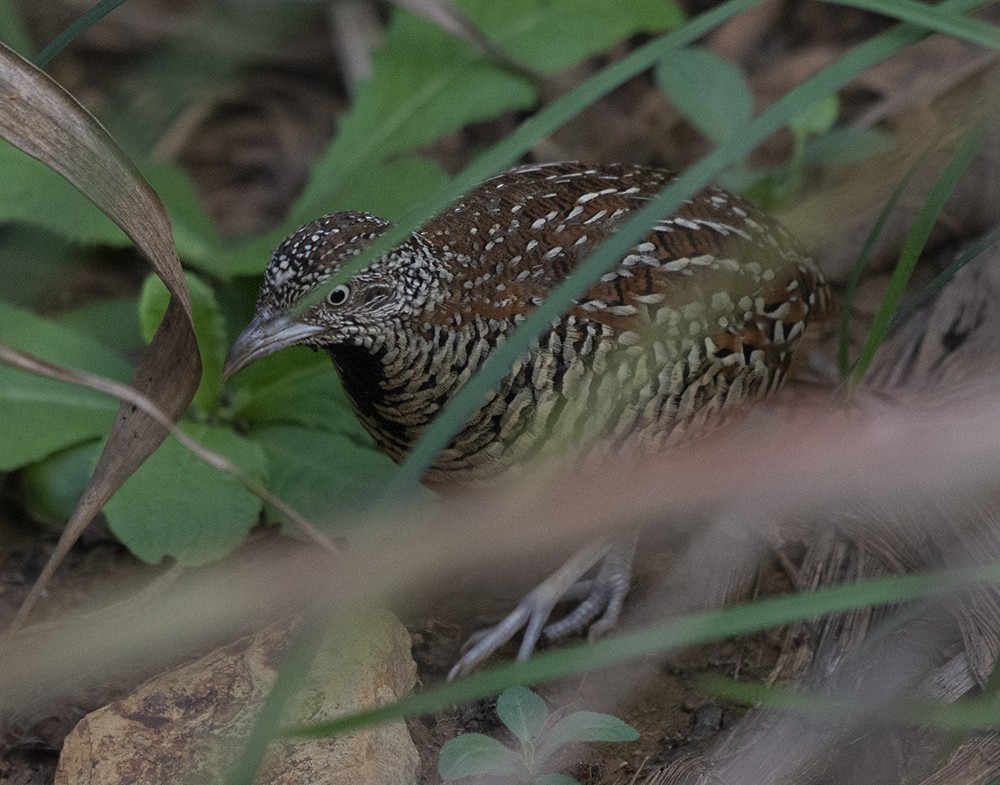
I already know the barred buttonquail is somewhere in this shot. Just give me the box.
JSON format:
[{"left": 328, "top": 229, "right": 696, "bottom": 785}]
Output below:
[{"left": 224, "top": 162, "right": 830, "bottom": 678}]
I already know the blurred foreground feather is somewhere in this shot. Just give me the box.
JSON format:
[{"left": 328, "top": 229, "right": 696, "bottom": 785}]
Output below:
[
  {"left": 6, "top": 359, "right": 1000, "bottom": 760},
  {"left": 5, "top": 249, "right": 1000, "bottom": 782}
]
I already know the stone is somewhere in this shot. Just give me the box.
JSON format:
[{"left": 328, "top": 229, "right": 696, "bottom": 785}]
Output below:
[{"left": 55, "top": 610, "right": 419, "bottom": 785}]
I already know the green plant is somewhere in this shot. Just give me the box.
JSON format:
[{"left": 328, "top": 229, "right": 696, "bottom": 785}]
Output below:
[
  {"left": 3, "top": 2, "right": 1000, "bottom": 782},
  {"left": 0, "top": 0, "right": 681, "bottom": 564},
  {"left": 656, "top": 45, "right": 893, "bottom": 209},
  {"left": 838, "top": 122, "right": 989, "bottom": 387},
  {"left": 438, "top": 686, "right": 638, "bottom": 784}
]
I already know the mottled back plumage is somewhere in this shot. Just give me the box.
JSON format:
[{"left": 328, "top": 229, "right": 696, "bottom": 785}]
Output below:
[{"left": 232, "top": 162, "right": 830, "bottom": 486}]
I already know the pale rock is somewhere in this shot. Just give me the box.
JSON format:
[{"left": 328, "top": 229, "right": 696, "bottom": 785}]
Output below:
[{"left": 55, "top": 610, "right": 419, "bottom": 785}]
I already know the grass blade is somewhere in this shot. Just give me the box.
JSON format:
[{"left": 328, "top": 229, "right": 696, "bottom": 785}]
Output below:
[
  {"left": 851, "top": 123, "right": 987, "bottom": 387},
  {"left": 823, "top": 0, "right": 1000, "bottom": 51},
  {"left": 889, "top": 224, "right": 1000, "bottom": 333},
  {"left": 35, "top": 0, "right": 130, "bottom": 67},
  {"left": 702, "top": 673, "right": 1000, "bottom": 731},
  {"left": 837, "top": 172, "right": 915, "bottom": 379},
  {"left": 286, "top": 560, "right": 1000, "bottom": 738}
]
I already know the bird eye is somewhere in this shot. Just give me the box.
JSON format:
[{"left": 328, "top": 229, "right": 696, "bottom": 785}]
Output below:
[{"left": 326, "top": 284, "right": 350, "bottom": 306}]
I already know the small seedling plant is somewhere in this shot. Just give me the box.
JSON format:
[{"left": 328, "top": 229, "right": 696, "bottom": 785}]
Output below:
[{"left": 438, "top": 686, "right": 639, "bottom": 784}]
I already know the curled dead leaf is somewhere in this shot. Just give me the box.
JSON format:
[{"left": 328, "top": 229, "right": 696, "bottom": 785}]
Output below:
[{"left": 0, "top": 42, "right": 200, "bottom": 633}]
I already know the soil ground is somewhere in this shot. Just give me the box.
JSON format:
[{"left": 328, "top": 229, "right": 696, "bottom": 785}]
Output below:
[{"left": 0, "top": 510, "right": 790, "bottom": 785}]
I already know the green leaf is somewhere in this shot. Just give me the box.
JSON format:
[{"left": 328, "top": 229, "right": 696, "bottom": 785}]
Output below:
[
  {"left": 475, "top": 0, "right": 683, "bottom": 73},
  {"left": 0, "top": 302, "right": 132, "bottom": 470},
  {"left": 250, "top": 424, "right": 401, "bottom": 529},
  {"left": 20, "top": 440, "right": 101, "bottom": 528},
  {"left": 537, "top": 711, "right": 639, "bottom": 762},
  {"left": 0, "top": 140, "right": 128, "bottom": 247},
  {"left": 824, "top": 0, "right": 1000, "bottom": 52},
  {"left": 290, "top": 0, "right": 680, "bottom": 227},
  {"left": 144, "top": 161, "right": 225, "bottom": 265},
  {"left": 54, "top": 296, "right": 144, "bottom": 353},
  {"left": 202, "top": 158, "right": 448, "bottom": 279},
  {"left": 0, "top": 145, "right": 224, "bottom": 269},
  {"left": 0, "top": 226, "right": 74, "bottom": 307},
  {"left": 0, "top": 1, "right": 33, "bottom": 58},
  {"left": 837, "top": 171, "right": 913, "bottom": 378},
  {"left": 103, "top": 422, "right": 267, "bottom": 565},
  {"left": 437, "top": 733, "right": 520, "bottom": 779},
  {"left": 655, "top": 46, "right": 753, "bottom": 143},
  {"left": 891, "top": 224, "right": 1000, "bottom": 333},
  {"left": 140, "top": 271, "right": 227, "bottom": 413},
  {"left": 231, "top": 354, "right": 357, "bottom": 431},
  {"left": 290, "top": 17, "right": 531, "bottom": 225},
  {"left": 801, "top": 126, "right": 895, "bottom": 166},
  {"left": 496, "top": 686, "right": 549, "bottom": 744},
  {"left": 790, "top": 95, "right": 839, "bottom": 142},
  {"left": 287, "top": 558, "right": 1000, "bottom": 741},
  {"left": 537, "top": 774, "right": 581, "bottom": 785}
]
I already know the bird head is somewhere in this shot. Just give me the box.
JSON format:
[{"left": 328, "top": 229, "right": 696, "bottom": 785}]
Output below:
[{"left": 224, "top": 211, "right": 408, "bottom": 378}]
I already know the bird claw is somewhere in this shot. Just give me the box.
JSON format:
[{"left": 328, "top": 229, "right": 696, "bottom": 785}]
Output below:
[{"left": 447, "top": 537, "right": 637, "bottom": 680}]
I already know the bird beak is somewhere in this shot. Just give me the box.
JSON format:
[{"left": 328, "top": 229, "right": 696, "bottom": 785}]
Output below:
[{"left": 223, "top": 314, "right": 325, "bottom": 378}]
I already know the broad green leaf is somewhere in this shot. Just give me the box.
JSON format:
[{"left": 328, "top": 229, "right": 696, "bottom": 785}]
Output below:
[
  {"left": 144, "top": 162, "right": 224, "bottom": 265},
  {"left": 537, "top": 711, "right": 639, "bottom": 762},
  {"left": 198, "top": 230, "right": 285, "bottom": 280},
  {"left": 0, "top": 2, "right": 33, "bottom": 58},
  {"left": 231, "top": 355, "right": 358, "bottom": 431},
  {"left": 655, "top": 46, "right": 752, "bottom": 144},
  {"left": 438, "top": 733, "right": 520, "bottom": 779},
  {"left": 496, "top": 686, "right": 548, "bottom": 744},
  {"left": 475, "top": 0, "right": 683, "bottom": 72},
  {"left": 0, "top": 140, "right": 128, "bottom": 247},
  {"left": 0, "top": 302, "right": 132, "bottom": 469},
  {"left": 0, "top": 145, "right": 222, "bottom": 263},
  {"left": 54, "top": 296, "right": 144, "bottom": 353},
  {"left": 290, "top": 0, "right": 680, "bottom": 227},
  {"left": 103, "top": 422, "right": 267, "bottom": 565},
  {"left": 141, "top": 272, "right": 226, "bottom": 413},
  {"left": 537, "top": 775, "right": 581, "bottom": 785},
  {"left": 0, "top": 226, "right": 74, "bottom": 307},
  {"left": 290, "top": 15, "right": 532, "bottom": 225},
  {"left": 250, "top": 424, "right": 401, "bottom": 529},
  {"left": 790, "top": 95, "right": 839, "bottom": 142},
  {"left": 21, "top": 440, "right": 100, "bottom": 528}
]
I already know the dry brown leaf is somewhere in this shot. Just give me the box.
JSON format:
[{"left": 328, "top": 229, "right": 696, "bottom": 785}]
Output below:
[{"left": 0, "top": 43, "right": 200, "bottom": 633}]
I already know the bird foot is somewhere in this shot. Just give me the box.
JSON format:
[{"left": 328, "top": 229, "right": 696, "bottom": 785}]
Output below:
[{"left": 447, "top": 537, "right": 637, "bottom": 680}]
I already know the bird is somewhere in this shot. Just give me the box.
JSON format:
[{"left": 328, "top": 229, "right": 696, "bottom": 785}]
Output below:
[{"left": 224, "top": 161, "right": 831, "bottom": 679}]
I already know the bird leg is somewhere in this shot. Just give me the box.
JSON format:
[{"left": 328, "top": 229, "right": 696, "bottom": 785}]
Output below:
[
  {"left": 447, "top": 536, "right": 637, "bottom": 680},
  {"left": 542, "top": 535, "right": 637, "bottom": 641}
]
